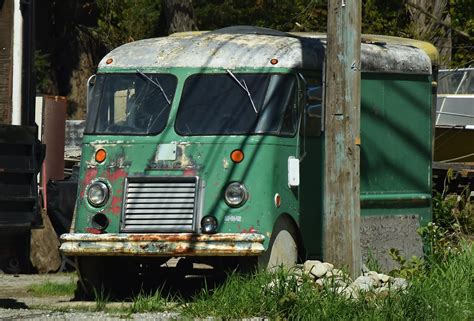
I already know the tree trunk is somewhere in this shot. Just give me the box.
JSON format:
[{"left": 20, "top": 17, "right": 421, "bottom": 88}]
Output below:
[
  {"left": 162, "top": 0, "right": 198, "bottom": 35},
  {"left": 407, "top": 0, "right": 451, "bottom": 67}
]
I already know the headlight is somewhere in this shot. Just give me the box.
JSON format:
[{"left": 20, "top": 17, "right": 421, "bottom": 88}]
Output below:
[
  {"left": 87, "top": 181, "right": 109, "bottom": 207},
  {"left": 224, "top": 182, "right": 248, "bottom": 207},
  {"left": 201, "top": 216, "right": 218, "bottom": 234}
]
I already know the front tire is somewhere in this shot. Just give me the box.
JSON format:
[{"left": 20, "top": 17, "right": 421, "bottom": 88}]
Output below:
[
  {"left": 76, "top": 256, "right": 106, "bottom": 299},
  {"left": 258, "top": 217, "right": 298, "bottom": 271}
]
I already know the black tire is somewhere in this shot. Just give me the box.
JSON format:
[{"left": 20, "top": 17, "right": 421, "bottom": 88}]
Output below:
[{"left": 76, "top": 256, "right": 107, "bottom": 299}]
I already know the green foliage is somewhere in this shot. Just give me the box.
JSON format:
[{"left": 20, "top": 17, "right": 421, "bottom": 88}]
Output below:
[
  {"left": 128, "top": 289, "right": 172, "bottom": 313},
  {"left": 388, "top": 248, "right": 426, "bottom": 278},
  {"left": 176, "top": 246, "right": 474, "bottom": 320},
  {"left": 365, "top": 248, "right": 382, "bottom": 272},
  {"left": 362, "top": 0, "right": 410, "bottom": 37},
  {"left": 93, "top": 286, "right": 110, "bottom": 312},
  {"left": 193, "top": 0, "right": 326, "bottom": 32},
  {"left": 27, "top": 279, "right": 76, "bottom": 297},
  {"left": 448, "top": 0, "right": 474, "bottom": 67},
  {"left": 34, "top": 50, "right": 56, "bottom": 95},
  {"left": 95, "top": 0, "right": 162, "bottom": 49}
]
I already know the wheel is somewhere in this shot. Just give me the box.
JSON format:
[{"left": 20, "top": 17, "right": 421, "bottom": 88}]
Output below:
[
  {"left": 1, "top": 231, "right": 32, "bottom": 274},
  {"left": 76, "top": 256, "right": 107, "bottom": 299},
  {"left": 76, "top": 257, "right": 145, "bottom": 299},
  {"left": 258, "top": 217, "right": 299, "bottom": 271},
  {"left": 2, "top": 257, "right": 21, "bottom": 274}
]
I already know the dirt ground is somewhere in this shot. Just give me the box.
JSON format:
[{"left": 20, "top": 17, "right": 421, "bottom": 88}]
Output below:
[{"left": 0, "top": 271, "right": 180, "bottom": 320}]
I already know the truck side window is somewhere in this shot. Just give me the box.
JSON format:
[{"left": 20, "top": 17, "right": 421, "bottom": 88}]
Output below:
[{"left": 303, "top": 78, "right": 323, "bottom": 137}]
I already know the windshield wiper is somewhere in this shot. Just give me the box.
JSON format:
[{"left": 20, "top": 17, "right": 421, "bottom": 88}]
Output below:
[
  {"left": 136, "top": 69, "right": 171, "bottom": 105},
  {"left": 226, "top": 69, "right": 258, "bottom": 114}
]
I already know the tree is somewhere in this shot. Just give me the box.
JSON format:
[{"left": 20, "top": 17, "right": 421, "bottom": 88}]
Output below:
[{"left": 161, "top": 0, "right": 198, "bottom": 35}]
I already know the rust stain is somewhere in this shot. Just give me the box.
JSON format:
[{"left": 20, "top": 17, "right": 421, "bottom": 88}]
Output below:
[
  {"left": 110, "top": 196, "right": 123, "bottom": 215},
  {"left": 80, "top": 168, "right": 99, "bottom": 197},
  {"left": 85, "top": 227, "right": 103, "bottom": 234},
  {"left": 84, "top": 168, "right": 99, "bottom": 185},
  {"left": 183, "top": 168, "right": 196, "bottom": 176},
  {"left": 104, "top": 168, "right": 127, "bottom": 182},
  {"left": 60, "top": 233, "right": 265, "bottom": 257},
  {"left": 242, "top": 226, "right": 257, "bottom": 233}
]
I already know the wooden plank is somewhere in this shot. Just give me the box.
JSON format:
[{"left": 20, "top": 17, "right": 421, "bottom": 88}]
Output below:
[{"left": 323, "top": 0, "right": 362, "bottom": 278}]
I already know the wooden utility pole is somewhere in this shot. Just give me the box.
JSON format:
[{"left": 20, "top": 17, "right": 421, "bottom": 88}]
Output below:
[{"left": 323, "top": 0, "right": 362, "bottom": 278}]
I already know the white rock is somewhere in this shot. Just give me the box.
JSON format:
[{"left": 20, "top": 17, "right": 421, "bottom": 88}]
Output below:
[
  {"left": 333, "top": 287, "right": 345, "bottom": 294},
  {"left": 391, "top": 277, "right": 408, "bottom": 290},
  {"left": 374, "top": 286, "right": 389, "bottom": 294},
  {"left": 355, "top": 282, "right": 372, "bottom": 292},
  {"left": 325, "top": 271, "right": 333, "bottom": 278},
  {"left": 332, "top": 268, "right": 344, "bottom": 277},
  {"left": 352, "top": 275, "right": 378, "bottom": 290},
  {"left": 315, "top": 278, "right": 325, "bottom": 286},
  {"left": 367, "top": 271, "right": 380, "bottom": 283},
  {"left": 303, "top": 260, "right": 321, "bottom": 273},
  {"left": 342, "top": 286, "right": 358, "bottom": 299},
  {"left": 379, "top": 274, "right": 390, "bottom": 283},
  {"left": 310, "top": 262, "right": 328, "bottom": 278},
  {"left": 322, "top": 262, "right": 334, "bottom": 270}
]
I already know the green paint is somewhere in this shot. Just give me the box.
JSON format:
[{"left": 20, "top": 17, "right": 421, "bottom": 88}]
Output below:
[{"left": 71, "top": 65, "right": 434, "bottom": 260}]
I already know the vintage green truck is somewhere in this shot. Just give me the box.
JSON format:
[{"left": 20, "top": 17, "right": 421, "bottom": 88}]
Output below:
[{"left": 60, "top": 26, "right": 438, "bottom": 294}]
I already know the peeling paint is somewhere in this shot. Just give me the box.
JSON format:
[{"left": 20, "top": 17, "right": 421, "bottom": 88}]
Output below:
[
  {"left": 60, "top": 233, "right": 265, "bottom": 257},
  {"left": 98, "top": 31, "right": 434, "bottom": 75},
  {"left": 222, "top": 158, "right": 229, "bottom": 170}
]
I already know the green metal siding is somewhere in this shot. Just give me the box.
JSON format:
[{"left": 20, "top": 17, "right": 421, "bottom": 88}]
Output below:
[{"left": 360, "top": 73, "right": 433, "bottom": 224}]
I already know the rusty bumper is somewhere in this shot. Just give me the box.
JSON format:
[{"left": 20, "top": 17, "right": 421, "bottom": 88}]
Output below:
[{"left": 59, "top": 233, "right": 266, "bottom": 257}]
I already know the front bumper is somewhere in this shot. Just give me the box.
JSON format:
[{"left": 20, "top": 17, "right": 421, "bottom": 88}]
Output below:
[{"left": 60, "top": 233, "right": 266, "bottom": 257}]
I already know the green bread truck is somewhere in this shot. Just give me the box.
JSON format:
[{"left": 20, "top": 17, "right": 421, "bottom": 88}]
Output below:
[{"left": 60, "top": 26, "right": 438, "bottom": 294}]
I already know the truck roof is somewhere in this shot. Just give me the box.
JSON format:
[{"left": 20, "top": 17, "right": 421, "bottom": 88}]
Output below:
[{"left": 98, "top": 26, "right": 437, "bottom": 75}]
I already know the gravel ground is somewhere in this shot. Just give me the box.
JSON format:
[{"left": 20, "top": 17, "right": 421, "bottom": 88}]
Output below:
[{"left": 0, "top": 272, "right": 180, "bottom": 320}]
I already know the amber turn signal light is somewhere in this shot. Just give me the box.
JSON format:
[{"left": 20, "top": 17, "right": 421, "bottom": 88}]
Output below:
[
  {"left": 270, "top": 58, "right": 279, "bottom": 65},
  {"left": 230, "top": 149, "right": 244, "bottom": 163},
  {"left": 95, "top": 149, "right": 107, "bottom": 163}
]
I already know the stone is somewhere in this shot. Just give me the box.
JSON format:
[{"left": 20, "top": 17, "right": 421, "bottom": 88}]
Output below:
[
  {"left": 352, "top": 275, "right": 378, "bottom": 290},
  {"left": 331, "top": 268, "right": 344, "bottom": 277},
  {"left": 367, "top": 271, "right": 380, "bottom": 283},
  {"left": 322, "top": 262, "right": 334, "bottom": 270},
  {"left": 374, "top": 286, "right": 390, "bottom": 294},
  {"left": 325, "top": 271, "right": 333, "bottom": 278},
  {"left": 303, "top": 260, "right": 321, "bottom": 273},
  {"left": 391, "top": 277, "right": 408, "bottom": 290},
  {"left": 342, "top": 286, "right": 358, "bottom": 299},
  {"left": 355, "top": 282, "right": 372, "bottom": 292},
  {"left": 379, "top": 274, "right": 391, "bottom": 283},
  {"left": 310, "top": 262, "right": 328, "bottom": 278}
]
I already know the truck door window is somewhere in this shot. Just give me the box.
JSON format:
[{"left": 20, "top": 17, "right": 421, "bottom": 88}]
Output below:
[{"left": 304, "top": 78, "right": 323, "bottom": 136}]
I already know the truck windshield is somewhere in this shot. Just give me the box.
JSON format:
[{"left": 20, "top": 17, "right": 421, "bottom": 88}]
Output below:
[
  {"left": 175, "top": 73, "right": 298, "bottom": 136},
  {"left": 85, "top": 73, "right": 177, "bottom": 135}
]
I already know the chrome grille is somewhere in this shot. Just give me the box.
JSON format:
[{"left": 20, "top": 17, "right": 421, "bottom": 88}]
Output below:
[{"left": 121, "top": 177, "right": 199, "bottom": 232}]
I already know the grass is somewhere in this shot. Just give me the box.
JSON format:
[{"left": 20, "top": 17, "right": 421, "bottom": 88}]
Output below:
[
  {"left": 128, "top": 289, "right": 172, "bottom": 313},
  {"left": 177, "top": 242, "right": 473, "bottom": 320},
  {"left": 31, "top": 242, "right": 472, "bottom": 320},
  {"left": 27, "top": 279, "right": 76, "bottom": 297}
]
